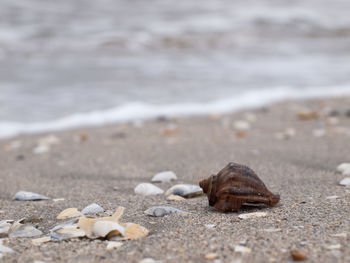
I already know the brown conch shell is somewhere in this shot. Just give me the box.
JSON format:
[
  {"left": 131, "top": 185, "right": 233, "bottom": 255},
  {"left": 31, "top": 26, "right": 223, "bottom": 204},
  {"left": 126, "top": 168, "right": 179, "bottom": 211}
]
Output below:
[{"left": 199, "top": 162, "right": 280, "bottom": 212}]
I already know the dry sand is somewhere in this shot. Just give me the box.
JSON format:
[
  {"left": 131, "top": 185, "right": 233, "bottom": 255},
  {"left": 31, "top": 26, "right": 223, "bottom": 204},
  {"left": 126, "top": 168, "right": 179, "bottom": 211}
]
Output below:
[{"left": 0, "top": 98, "right": 350, "bottom": 263}]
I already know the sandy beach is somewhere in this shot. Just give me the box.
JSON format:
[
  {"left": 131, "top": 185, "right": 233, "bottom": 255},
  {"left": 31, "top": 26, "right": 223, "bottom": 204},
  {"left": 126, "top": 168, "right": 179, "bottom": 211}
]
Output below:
[{"left": 0, "top": 97, "right": 350, "bottom": 263}]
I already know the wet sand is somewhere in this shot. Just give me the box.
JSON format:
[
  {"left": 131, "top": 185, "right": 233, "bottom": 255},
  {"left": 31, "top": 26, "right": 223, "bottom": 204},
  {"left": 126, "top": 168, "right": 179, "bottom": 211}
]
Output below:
[{"left": 0, "top": 98, "right": 350, "bottom": 263}]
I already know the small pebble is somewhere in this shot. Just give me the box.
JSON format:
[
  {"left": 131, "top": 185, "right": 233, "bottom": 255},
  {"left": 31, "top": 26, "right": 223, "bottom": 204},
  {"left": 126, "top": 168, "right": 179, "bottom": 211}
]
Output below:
[
  {"left": 205, "top": 253, "right": 219, "bottom": 261},
  {"left": 144, "top": 206, "right": 189, "bottom": 217},
  {"left": 291, "top": 250, "right": 308, "bottom": 261}
]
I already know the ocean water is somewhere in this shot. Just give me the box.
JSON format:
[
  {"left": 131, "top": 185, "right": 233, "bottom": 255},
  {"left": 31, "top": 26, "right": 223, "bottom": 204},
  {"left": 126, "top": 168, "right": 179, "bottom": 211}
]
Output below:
[{"left": 1, "top": 0, "right": 350, "bottom": 138}]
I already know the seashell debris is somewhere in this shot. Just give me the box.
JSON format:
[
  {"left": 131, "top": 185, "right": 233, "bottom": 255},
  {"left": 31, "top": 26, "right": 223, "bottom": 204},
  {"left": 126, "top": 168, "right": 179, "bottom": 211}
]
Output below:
[
  {"left": 199, "top": 162, "right": 280, "bottom": 212},
  {"left": 134, "top": 183, "right": 164, "bottom": 196},
  {"left": 93, "top": 221, "right": 126, "bottom": 238},
  {"left": 151, "top": 171, "right": 177, "bottom": 183},
  {"left": 234, "top": 245, "right": 252, "bottom": 254},
  {"left": 57, "top": 208, "right": 83, "bottom": 219},
  {"left": 32, "top": 236, "right": 51, "bottom": 246},
  {"left": 238, "top": 212, "right": 268, "bottom": 220},
  {"left": 233, "top": 120, "right": 251, "bottom": 131},
  {"left": 9, "top": 223, "right": 43, "bottom": 238},
  {"left": 342, "top": 169, "right": 350, "bottom": 176},
  {"left": 0, "top": 240, "right": 14, "bottom": 254},
  {"left": 205, "top": 253, "right": 219, "bottom": 261},
  {"left": 122, "top": 223, "right": 149, "bottom": 240},
  {"left": 339, "top": 177, "right": 350, "bottom": 186},
  {"left": 291, "top": 250, "right": 308, "bottom": 261},
  {"left": 106, "top": 241, "right": 123, "bottom": 250},
  {"left": 165, "top": 184, "right": 203, "bottom": 198},
  {"left": 33, "top": 135, "right": 60, "bottom": 154},
  {"left": 81, "top": 203, "right": 104, "bottom": 215},
  {"left": 336, "top": 163, "right": 350, "bottom": 173},
  {"left": 0, "top": 220, "right": 13, "bottom": 238},
  {"left": 13, "top": 191, "right": 50, "bottom": 201},
  {"left": 144, "top": 206, "right": 189, "bottom": 217},
  {"left": 296, "top": 110, "right": 319, "bottom": 120},
  {"left": 166, "top": 194, "right": 186, "bottom": 201}
]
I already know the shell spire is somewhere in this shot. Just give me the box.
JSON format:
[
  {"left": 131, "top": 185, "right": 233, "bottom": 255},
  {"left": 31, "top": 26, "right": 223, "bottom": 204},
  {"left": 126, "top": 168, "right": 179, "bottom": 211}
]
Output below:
[{"left": 199, "top": 162, "right": 280, "bottom": 212}]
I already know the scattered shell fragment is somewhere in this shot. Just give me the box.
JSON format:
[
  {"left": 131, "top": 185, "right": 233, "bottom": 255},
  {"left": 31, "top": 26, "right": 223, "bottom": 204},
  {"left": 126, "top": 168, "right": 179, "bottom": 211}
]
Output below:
[
  {"left": 13, "top": 191, "right": 50, "bottom": 201},
  {"left": 331, "top": 233, "right": 347, "bottom": 239},
  {"left": 244, "top": 113, "right": 256, "bottom": 123},
  {"left": 326, "top": 117, "right": 339, "bottom": 126},
  {"left": 161, "top": 123, "right": 180, "bottom": 135},
  {"left": 144, "top": 206, "right": 189, "bottom": 217},
  {"left": 151, "top": 171, "right": 177, "bottom": 183},
  {"left": 134, "top": 183, "right": 164, "bottom": 196},
  {"left": 238, "top": 212, "right": 268, "bottom": 220},
  {"left": 122, "top": 223, "right": 149, "bottom": 240},
  {"left": 342, "top": 169, "right": 350, "bottom": 176},
  {"left": 326, "top": 195, "right": 340, "bottom": 200},
  {"left": 233, "top": 120, "right": 251, "bottom": 131},
  {"left": 166, "top": 194, "right": 186, "bottom": 201},
  {"left": 297, "top": 110, "right": 319, "bottom": 120},
  {"left": 139, "top": 258, "right": 162, "bottom": 263},
  {"left": 200, "top": 163, "right": 279, "bottom": 212},
  {"left": 93, "top": 221, "right": 126, "bottom": 239},
  {"left": 313, "top": 129, "right": 326, "bottom": 138},
  {"left": 205, "top": 224, "right": 216, "bottom": 229},
  {"left": 81, "top": 203, "right": 104, "bottom": 215},
  {"left": 275, "top": 128, "right": 296, "bottom": 140},
  {"left": 0, "top": 240, "right": 14, "bottom": 254},
  {"left": 32, "top": 236, "right": 51, "bottom": 246},
  {"left": 54, "top": 225, "right": 86, "bottom": 240},
  {"left": 33, "top": 135, "right": 60, "bottom": 153},
  {"left": 234, "top": 245, "right": 251, "bottom": 254},
  {"left": 57, "top": 208, "right": 83, "bottom": 219},
  {"left": 9, "top": 224, "right": 43, "bottom": 238},
  {"left": 336, "top": 163, "right": 350, "bottom": 173},
  {"left": 291, "top": 250, "right": 308, "bottom": 261},
  {"left": 0, "top": 221, "right": 13, "bottom": 238},
  {"left": 165, "top": 184, "right": 203, "bottom": 198},
  {"left": 326, "top": 244, "right": 341, "bottom": 250},
  {"left": 205, "top": 253, "right": 219, "bottom": 261},
  {"left": 339, "top": 177, "right": 350, "bottom": 186},
  {"left": 52, "top": 198, "right": 65, "bottom": 202},
  {"left": 106, "top": 241, "right": 123, "bottom": 250}
]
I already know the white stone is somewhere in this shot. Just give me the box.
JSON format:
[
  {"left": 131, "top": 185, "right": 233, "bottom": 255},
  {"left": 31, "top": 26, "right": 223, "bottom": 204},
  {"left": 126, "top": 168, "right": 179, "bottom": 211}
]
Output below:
[
  {"left": 13, "top": 191, "right": 50, "bottom": 201},
  {"left": 81, "top": 203, "right": 104, "bottom": 215},
  {"left": 336, "top": 163, "right": 350, "bottom": 173},
  {"left": 339, "top": 177, "right": 350, "bottom": 186},
  {"left": 134, "top": 183, "right": 164, "bottom": 196},
  {"left": 238, "top": 212, "right": 267, "bottom": 220},
  {"left": 151, "top": 171, "right": 177, "bottom": 183}
]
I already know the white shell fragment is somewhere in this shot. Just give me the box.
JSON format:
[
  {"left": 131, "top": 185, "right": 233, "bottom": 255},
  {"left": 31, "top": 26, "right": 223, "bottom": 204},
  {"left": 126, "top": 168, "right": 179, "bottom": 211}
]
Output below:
[
  {"left": 151, "top": 171, "right": 177, "bottom": 183},
  {"left": 33, "top": 135, "right": 60, "bottom": 154},
  {"left": 81, "top": 203, "right": 104, "bottom": 215},
  {"left": 342, "top": 170, "right": 350, "bottom": 176},
  {"left": 57, "top": 208, "right": 83, "bottom": 219},
  {"left": 339, "top": 177, "right": 350, "bottom": 186},
  {"left": 106, "top": 241, "right": 123, "bottom": 250},
  {"left": 32, "top": 236, "right": 51, "bottom": 246},
  {"left": 263, "top": 228, "right": 282, "bottom": 233},
  {"left": 233, "top": 120, "right": 251, "bottom": 131},
  {"left": 134, "top": 183, "right": 164, "bottom": 196},
  {"left": 93, "top": 221, "right": 126, "bottom": 238},
  {"left": 9, "top": 224, "right": 43, "bottom": 238},
  {"left": 238, "top": 212, "right": 268, "bottom": 220},
  {"left": 165, "top": 184, "right": 203, "bottom": 198},
  {"left": 336, "top": 163, "right": 350, "bottom": 173},
  {"left": 0, "top": 240, "right": 14, "bottom": 254},
  {"left": 144, "top": 206, "right": 189, "bottom": 217},
  {"left": 166, "top": 194, "right": 186, "bottom": 201},
  {"left": 234, "top": 245, "right": 252, "bottom": 254},
  {"left": 0, "top": 221, "right": 13, "bottom": 238},
  {"left": 13, "top": 191, "right": 50, "bottom": 201}
]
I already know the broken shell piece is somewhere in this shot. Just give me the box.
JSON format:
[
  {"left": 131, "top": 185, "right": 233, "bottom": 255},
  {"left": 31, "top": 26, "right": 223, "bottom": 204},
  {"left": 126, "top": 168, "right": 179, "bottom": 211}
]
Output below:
[
  {"left": 331, "top": 233, "right": 347, "bottom": 239},
  {"left": 55, "top": 225, "right": 85, "bottom": 239},
  {"left": 264, "top": 228, "right": 282, "bottom": 232},
  {"left": 93, "top": 221, "right": 126, "bottom": 238},
  {"left": 297, "top": 110, "right": 319, "bottom": 120},
  {"left": 275, "top": 128, "right": 296, "bottom": 140},
  {"left": 199, "top": 162, "right": 280, "bottom": 212},
  {"left": 144, "top": 206, "right": 189, "bottom": 217},
  {"left": 9, "top": 224, "right": 43, "bottom": 238},
  {"left": 0, "top": 221, "right": 13, "bottom": 238},
  {"left": 313, "top": 129, "right": 326, "bottom": 138},
  {"left": 57, "top": 208, "right": 83, "bottom": 219},
  {"left": 139, "top": 258, "right": 161, "bottom": 263},
  {"left": 326, "top": 244, "right": 341, "bottom": 250},
  {"left": 342, "top": 170, "right": 350, "bottom": 176},
  {"left": 13, "top": 191, "right": 50, "bottom": 201},
  {"left": 32, "top": 236, "right": 51, "bottom": 246},
  {"left": 336, "top": 163, "right": 350, "bottom": 173},
  {"left": 234, "top": 245, "right": 251, "bottom": 254},
  {"left": 122, "top": 223, "right": 149, "bottom": 240},
  {"left": 339, "top": 178, "right": 350, "bottom": 186},
  {"left": 205, "top": 253, "right": 219, "bottom": 261},
  {"left": 166, "top": 194, "right": 186, "bottom": 201},
  {"left": 165, "top": 184, "right": 203, "bottom": 198},
  {"left": 326, "top": 195, "right": 340, "bottom": 200},
  {"left": 0, "top": 240, "right": 14, "bottom": 254},
  {"left": 134, "top": 183, "right": 164, "bottom": 196},
  {"left": 291, "top": 250, "right": 308, "bottom": 261},
  {"left": 233, "top": 120, "right": 251, "bottom": 131},
  {"left": 151, "top": 171, "right": 177, "bottom": 183},
  {"left": 238, "top": 212, "right": 268, "bottom": 220},
  {"left": 81, "top": 203, "right": 104, "bottom": 215},
  {"left": 106, "top": 241, "right": 123, "bottom": 250}
]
